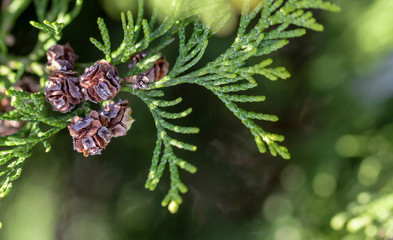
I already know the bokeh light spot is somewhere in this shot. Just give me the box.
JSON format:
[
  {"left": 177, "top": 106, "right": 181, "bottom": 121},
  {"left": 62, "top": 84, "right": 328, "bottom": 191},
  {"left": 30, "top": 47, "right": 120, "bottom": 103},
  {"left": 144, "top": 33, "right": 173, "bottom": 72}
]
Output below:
[
  {"left": 280, "top": 165, "right": 306, "bottom": 192},
  {"left": 356, "top": 0, "right": 393, "bottom": 55},
  {"left": 263, "top": 194, "right": 293, "bottom": 222},
  {"left": 330, "top": 213, "right": 348, "bottom": 231},
  {"left": 347, "top": 216, "right": 372, "bottom": 233},
  {"left": 100, "top": 0, "right": 137, "bottom": 20},
  {"left": 312, "top": 173, "right": 336, "bottom": 198},
  {"left": 335, "top": 135, "right": 363, "bottom": 157},
  {"left": 357, "top": 157, "right": 381, "bottom": 186},
  {"left": 274, "top": 226, "right": 301, "bottom": 240},
  {"left": 364, "top": 225, "right": 378, "bottom": 238},
  {"left": 357, "top": 192, "right": 371, "bottom": 204}
]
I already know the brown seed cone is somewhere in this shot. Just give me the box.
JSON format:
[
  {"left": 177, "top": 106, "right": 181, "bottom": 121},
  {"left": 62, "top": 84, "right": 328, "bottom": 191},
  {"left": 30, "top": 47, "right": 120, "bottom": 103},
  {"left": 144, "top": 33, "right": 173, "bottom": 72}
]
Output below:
[
  {"left": 125, "top": 51, "right": 169, "bottom": 89},
  {"left": 68, "top": 111, "right": 113, "bottom": 156},
  {"left": 80, "top": 60, "right": 122, "bottom": 103},
  {"left": 127, "top": 51, "right": 148, "bottom": 70},
  {"left": 0, "top": 119, "right": 23, "bottom": 136},
  {"left": 14, "top": 77, "right": 41, "bottom": 93},
  {"left": 46, "top": 43, "right": 78, "bottom": 72},
  {"left": 99, "top": 100, "right": 134, "bottom": 137},
  {"left": 45, "top": 71, "right": 84, "bottom": 113},
  {"left": 0, "top": 96, "right": 12, "bottom": 113},
  {"left": 0, "top": 97, "right": 23, "bottom": 137},
  {"left": 0, "top": 77, "right": 40, "bottom": 136}
]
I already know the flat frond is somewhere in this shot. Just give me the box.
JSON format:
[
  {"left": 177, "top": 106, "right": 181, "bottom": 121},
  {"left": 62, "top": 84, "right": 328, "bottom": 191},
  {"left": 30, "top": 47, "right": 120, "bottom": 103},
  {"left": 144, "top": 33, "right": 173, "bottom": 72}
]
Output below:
[
  {"left": 123, "top": 88, "right": 198, "bottom": 213},
  {"left": 147, "top": 0, "right": 338, "bottom": 159}
]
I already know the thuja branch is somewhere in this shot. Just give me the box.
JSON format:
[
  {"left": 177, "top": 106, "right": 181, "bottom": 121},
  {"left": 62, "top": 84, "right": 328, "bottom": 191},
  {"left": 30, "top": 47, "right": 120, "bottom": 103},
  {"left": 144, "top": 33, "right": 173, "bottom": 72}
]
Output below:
[
  {"left": 0, "top": 87, "right": 85, "bottom": 202},
  {"left": 0, "top": 124, "right": 63, "bottom": 198},
  {"left": 148, "top": 0, "right": 339, "bottom": 158},
  {"left": 112, "top": 0, "right": 338, "bottom": 212},
  {"left": 0, "top": 0, "right": 340, "bottom": 218},
  {"left": 122, "top": 88, "right": 197, "bottom": 213},
  {"left": 29, "top": 0, "right": 83, "bottom": 61}
]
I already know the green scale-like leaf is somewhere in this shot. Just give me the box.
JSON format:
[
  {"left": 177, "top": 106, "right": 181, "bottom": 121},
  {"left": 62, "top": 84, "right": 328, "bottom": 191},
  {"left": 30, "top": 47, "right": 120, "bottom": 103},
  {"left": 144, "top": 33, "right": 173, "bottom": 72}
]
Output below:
[{"left": 122, "top": 88, "right": 198, "bottom": 212}]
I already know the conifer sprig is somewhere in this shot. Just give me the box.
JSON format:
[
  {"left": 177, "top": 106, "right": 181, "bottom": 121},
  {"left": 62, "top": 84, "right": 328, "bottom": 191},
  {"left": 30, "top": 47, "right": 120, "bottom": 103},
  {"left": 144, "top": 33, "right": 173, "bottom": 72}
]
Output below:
[
  {"left": 123, "top": 88, "right": 198, "bottom": 213},
  {"left": 28, "top": 0, "right": 83, "bottom": 61},
  {"left": 169, "top": 21, "right": 210, "bottom": 78},
  {"left": 100, "top": 0, "right": 339, "bottom": 211},
  {"left": 29, "top": 20, "right": 65, "bottom": 38},
  {"left": 92, "top": 0, "right": 181, "bottom": 65},
  {"left": 1, "top": 0, "right": 84, "bottom": 204},
  {"left": 0, "top": 90, "right": 83, "bottom": 201},
  {"left": 150, "top": 0, "right": 339, "bottom": 159},
  {"left": 90, "top": 17, "right": 112, "bottom": 62}
]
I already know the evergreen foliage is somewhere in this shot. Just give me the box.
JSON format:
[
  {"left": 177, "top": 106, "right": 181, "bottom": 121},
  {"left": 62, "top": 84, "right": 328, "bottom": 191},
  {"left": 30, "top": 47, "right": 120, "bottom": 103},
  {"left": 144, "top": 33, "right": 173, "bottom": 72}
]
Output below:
[
  {"left": 0, "top": 90, "right": 83, "bottom": 199},
  {"left": 0, "top": 0, "right": 339, "bottom": 217},
  {"left": 331, "top": 192, "right": 393, "bottom": 237}
]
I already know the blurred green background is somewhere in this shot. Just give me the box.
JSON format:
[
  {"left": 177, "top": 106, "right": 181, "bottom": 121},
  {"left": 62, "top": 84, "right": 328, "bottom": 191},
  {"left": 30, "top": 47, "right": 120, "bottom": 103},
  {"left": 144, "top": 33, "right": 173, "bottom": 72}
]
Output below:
[{"left": 2, "top": 0, "right": 393, "bottom": 239}]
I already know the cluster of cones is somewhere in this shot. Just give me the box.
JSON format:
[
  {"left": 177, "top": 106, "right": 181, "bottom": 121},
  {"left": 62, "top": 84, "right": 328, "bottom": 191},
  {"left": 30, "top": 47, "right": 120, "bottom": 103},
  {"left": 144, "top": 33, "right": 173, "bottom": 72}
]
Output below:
[
  {"left": 44, "top": 43, "right": 169, "bottom": 156},
  {"left": 45, "top": 45, "right": 169, "bottom": 114},
  {"left": 68, "top": 99, "right": 133, "bottom": 156},
  {"left": 45, "top": 43, "right": 122, "bottom": 113},
  {"left": 0, "top": 43, "right": 168, "bottom": 156}
]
